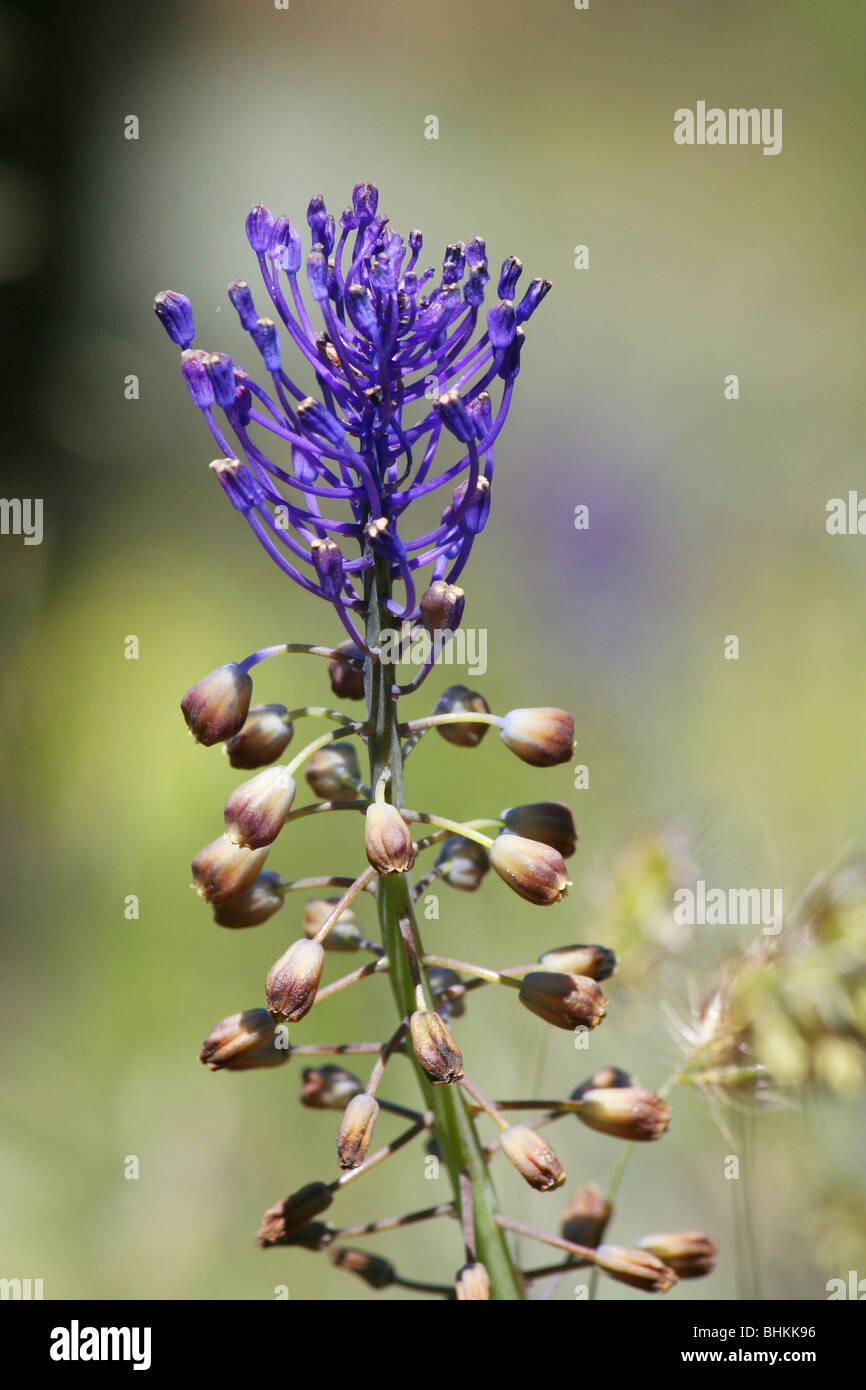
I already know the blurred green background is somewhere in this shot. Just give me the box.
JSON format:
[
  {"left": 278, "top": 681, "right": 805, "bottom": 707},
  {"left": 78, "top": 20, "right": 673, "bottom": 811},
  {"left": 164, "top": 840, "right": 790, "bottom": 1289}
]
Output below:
[{"left": 1, "top": 0, "right": 864, "bottom": 1300}]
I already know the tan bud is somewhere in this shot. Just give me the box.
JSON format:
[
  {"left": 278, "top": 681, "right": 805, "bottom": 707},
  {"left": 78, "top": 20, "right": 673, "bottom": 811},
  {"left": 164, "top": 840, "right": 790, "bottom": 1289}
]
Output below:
[
  {"left": 365, "top": 803, "right": 416, "bottom": 874},
  {"left": 328, "top": 640, "right": 366, "bottom": 702},
  {"left": 538, "top": 943, "right": 616, "bottom": 981},
  {"left": 302, "top": 898, "right": 363, "bottom": 951},
  {"left": 433, "top": 684, "right": 491, "bottom": 747},
  {"left": 223, "top": 765, "right": 296, "bottom": 848},
  {"left": 199, "top": 1008, "right": 289, "bottom": 1071},
  {"left": 502, "top": 801, "right": 578, "bottom": 857},
  {"left": 330, "top": 1247, "right": 395, "bottom": 1289},
  {"left": 211, "top": 871, "right": 284, "bottom": 928},
  {"left": 409, "top": 1010, "right": 463, "bottom": 1084},
  {"left": 595, "top": 1243, "right": 677, "bottom": 1293},
  {"left": 335, "top": 1093, "right": 379, "bottom": 1169},
  {"left": 305, "top": 742, "right": 362, "bottom": 799},
  {"left": 181, "top": 663, "right": 252, "bottom": 745},
  {"left": 266, "top": 938, "right": 325, "bottom": 1021},
  {"left": 257, "top": 1182, "right": 333, "bottom": 1247},
  {"left": 224, "top": 703, "right": 293, "bottom": 769},
  {"left": 489, "top": 833, "right": 571, "bottom": 905},
  {"left": 500, "top": 707, "right": 575, "bottom": 767},
  {"left": 455, "top": 1261, "right": 491, "bottom": 1300},
  {"left": 501, "top": 1125, "right": 566, "bottom": 1191},
  {"left": 420, "top": 580, "right": 465, "bottom": 633},
  {"left": 577, "top": 1086, "right": 670, "bottom": 1142},
  {"left": 637, "top": 1232, "right": 718, "bottom": 1278},
  {"left": 434, "top": 835, "right": 490, "bottom": 891},
  {"left": 427, "top": 966, "right": 466, "bottom": 1018},
  {"left": 301, "top": 1065, "right": 363, "bottom": 1110},
  {"left": 519, "top": 971, "right": 607, "bottom": 1031},
  {"left": 191, "top": 836, "right": 269, "bottom": 904},
  {"left": 561, "top": 1183, "right": 612, "bottom": 1250}
]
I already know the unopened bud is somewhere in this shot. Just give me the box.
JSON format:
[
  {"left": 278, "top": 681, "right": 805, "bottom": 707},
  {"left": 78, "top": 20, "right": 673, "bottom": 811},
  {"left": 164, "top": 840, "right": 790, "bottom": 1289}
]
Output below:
[
  {"left": 577, "top": 1086, "right": 670, "bottom": 1141},
  {"left": 434, "top": 835, "right": 489, "bottom": 891},
  {"left": 224, "top": 703, "right": 293, "bottom": 769},
  {"left": 500, "top": 707, "right": 575, "bottom": 767},
  {"left": 538, "top": 943, "right": 617, "bottom": 981},
  {"left": 303, "top": 897, "right": 363, "bottom": 950},
  {"left": 433, "top": 684, "right": 491, "bottom": 747},
  {"left": 328, "top": 640, "right": 365, "bottom": 701},
  {"left": 335, "top": 1093, "right": 379, "bottom": 1169},
  {"left": 637, "top": 1231, "right": 718, "bottom": 1278},
  {"left": 570, "top": 1066, "right": 634, "bottom": 1101},
  {"left": 560, "top": 1183, "right": 612, "bottom": 1250},
  {"left": 305, "top": 742, "right": 362, "bottom": 799},
  {"left": 224, "top": 765, "right": 296, "bottom": 848},
  {"left": 301, "top": 1065, "right": 363, "bottom": 1109},
  {"left": 427, "top": 966, "right": 466, "bottom": 1018},
  {"left": 257, "top": 1182, "right": 333, "bottom": 1246},
  {"left": 420, "top": 581, "right": 465, "bottom": 634},
  {"left": 199, "top": 1008, "right": 289, "bottom": 1071},
  {"left": 266, "top": 938, "right": 325, "bottom": 1021},
  {"left": 595, "top": 1244, "right": 677, "bottom": 1293},
  {"left": 365, "top": 803, "right": 416, "bottom": 874},
  {"left": 500, "top": 1125, "right": 566, "bottom": 1191},
  {"left": 330, "top": 1247, "right": 395, "bottom": 1289},
  {"left": 181, "top": 663, "right": 252, "bottom": 745},
  {"left": 191, "top": 837, "right": 269, "bottom": 904},
  {"left": 409, "top": 1009, "right": 463, "bottom": 1084},
  {"left": 489, "top": 833, "right": 571, "bottom": 905},
  {"left": 518, "top": 971, "right": 607, "bottom": 1031},
  {"left": 502, "top": 801, "right": 578, "bottom": 857},
  {"left": 212, "top": 870, "right": 284, "bottom": 928},
  {"left": 455, "top": 1261, "right": 491, "bottom": 1300}
]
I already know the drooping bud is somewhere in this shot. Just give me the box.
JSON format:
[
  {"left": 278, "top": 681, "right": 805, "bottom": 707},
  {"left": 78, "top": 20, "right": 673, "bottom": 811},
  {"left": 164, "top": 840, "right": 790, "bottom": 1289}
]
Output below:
[
  {"left": 409, "top": 1010, "right": 463, "bottom": 1084},
  {"left": 302, "top": 898, "right": 364, "bottom": 951},
  {"left": 538, "top": 943, "right": 617, "bottom": 981},
  {"left": 502, "top": 802, "right": 578, "bottom": 858},
  {"left": 181, "top": 663, "right": 252, "bottom": 745},
  {"left": 455, "top": 1262, "right": 491, "bottom": 1300},
  {"left": 257, "top": 1182, "right": 333, "bottom": 1247},
  {"left": 500, "top": 1125, "right": 566, "bottom": 1191},
  {"left": 223, "top": 765, "right": 296, "bottom": 849},
  {"left": 199, "top": 1008, "right": 289, "bottom": 1071},
  {"left": 191, "top": 837, "right": 269, "bottom": 904},
  {"left": 212, "top": 870, "right": 284, "bottom": 928},
  {"left": 427, "top": 966, "right": 466, "bottom": 1018},
  {"left": 365, "top": 803, "right": 416, "bottom": 874},
  {"left": 336, "top": 1093, "right": 379, "bottom": 1169},
  {"left": 637, "top": 1232, "right": 718, "bottom": 1278},
  {"left": 518, "top": 971, "right": 607, "bottom": 1031},
  {"left": 301, "top": 1065, "right": 363, "bottom": 1110},
  {"left": 180, "top": 349, "right": 215, "bottom": 408},
  {"left": 594, "top": 1244, "right": 677, "bottom": 1293},
  {"left": 328, "top": 640, "right": 365, "bottom": 701},
  {"left": 305, "top": 742, "right": 362, "bottom": 799},
  {"left": 266, "top": 938, "right": 325, "bottom": 1022},
  {"left": 419, "top": 581, "right": 465, "bottom": 634},
  {"left": 245, "top": 202, "right": 275, "bottom": 253},
  {"left": 561, "top": 1183, "right": 612, "bottom": 1250},
  {"left": 224, "top": 704, "right": 293, "bottom": 769},
  {"left": 330, "top": 1247, "right": 395, "bottom": 1289},
  {"left": 153, "top": 290, "right": 194, "bottom": 348},
  {"left": 500, "top": 707, "right": 575, "bottom": 767},
  {"left": 489, "top": 833, "right": 571, "bottom": 905},
  {"left": 570, "top": 1066, "right": 634, "bottom": 1102},
  {"left": 435, "top": 835, "right": 490, "bottom": 891},
  {"left": 577, "top": 1086, "right": 670, "bottom": 1142},
  {"left": 433, "top": 685, "right": 491, "bottom": 748}
]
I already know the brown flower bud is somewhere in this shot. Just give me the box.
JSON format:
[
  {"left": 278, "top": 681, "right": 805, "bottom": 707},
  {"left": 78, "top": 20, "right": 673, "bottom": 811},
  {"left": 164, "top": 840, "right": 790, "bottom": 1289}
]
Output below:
[
  {"left": 305, "top": 742, "right": 362, "bottom": 799},
  {"left": 266, "top": 938, "right": 325, "bottom": 1021},
  {"left": 500, "top": 1125, "right": 566, "bottom": 1191},
  {"left": 223, "top": 765, "right": 296, "bottom": 848},
  {"left": 518, "top": 971, "right": 607, "bottom": 1031},
  {"left": 335, "top": 1093, "right": 379, "bottom": 1169},
  {"left": 434, "top": 835, "right": 490, "bottom": 891},
  {"left": 427, "top": 966, "right": 466, "bottom": 1018},
  {"left": 330, "top": 1247, "right": 395, "bottom": 1289},
  {"left": 257, "top": 1182, "right": 333, "bottom": 1247},
  {"left": 328, "top": 640, "right": 366, "bottom": 701},
  {"left": 538, "top": 943, "right": 617, "bottom": 981},
  {"left": 191, "top": 836, "right": 269, "bottom": 904},
  {"left": 489, "top": 833, "right": 571, "bottom": 905},
  {"left": 301, "top": 1065, "right": 363, "bottom": 1110},
  {"left": 637, "top": 1232, "right": 718, "bottom": 1278},
  {"left": 595, "top": 1243, "right": 677, "bottom": 1293},
  {"left": 302, "top": 898, "right": 363, "bottom": 951},
  {"left": 502, "top": 801, "right": 578, "bottom": 857},
  {"left": 500, "top": 707, "right": 575, "bottom": 767},
  {"left": 570, "top": 1066, "right": 634, "bottom": 1102},
  {"left": 433, "top": 684, "right": 491, "bottom": 747},
  {"left": 365, "top": 803, "right": 416, "bottom": 874},
  {"left": 409, "top": 1009, "right": 463, "bottom": 1084},
  {"left": 420, "top": 580, "right": 465, "bottom": 633},
  {"left": 560, "top": 1183, "right": 612, "bottom": 1250},
  {"left": 455, "top": 1261, "right": 491, "bottom": 1300},
  {"left": 224, "top": 703, "right": 293, "bottom": 769},
  {"left": 199, "top": 1008, "right": 290, "bottom": 1071},
  {"left": 212, "top": 871, "right": 285, "bottom": 928},
  {"left": 577, "top": 1086, "right": 670, "bottom": 1141},
  {"left": 181, "top": 663, "right": 253, "bottom": 746},
  {"left": 274, "top": 1221, "right": 334, "bottom": 1251}
]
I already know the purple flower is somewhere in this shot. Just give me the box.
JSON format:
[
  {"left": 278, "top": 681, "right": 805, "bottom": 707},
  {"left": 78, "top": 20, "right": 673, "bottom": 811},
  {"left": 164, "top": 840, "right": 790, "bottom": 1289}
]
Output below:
[{"left": 154, "top": 183, "right": 550, "bottom": 647}]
